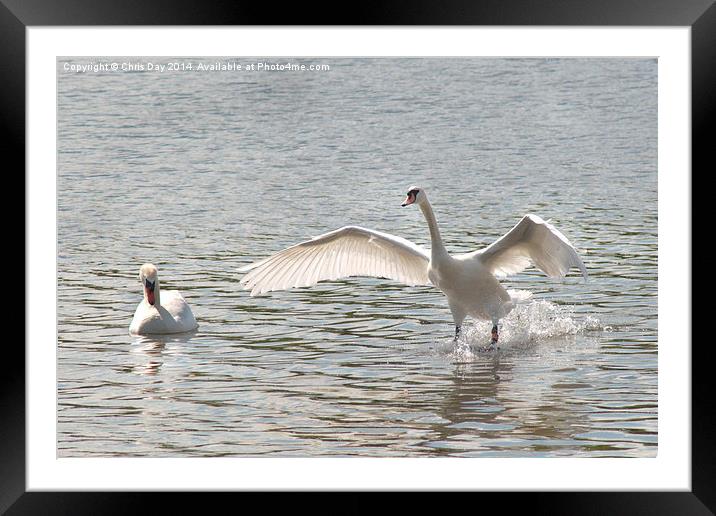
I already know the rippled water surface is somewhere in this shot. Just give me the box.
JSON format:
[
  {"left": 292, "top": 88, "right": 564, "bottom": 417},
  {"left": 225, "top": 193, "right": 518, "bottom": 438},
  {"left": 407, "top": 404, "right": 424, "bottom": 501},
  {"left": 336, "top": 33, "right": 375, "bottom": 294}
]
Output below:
[{"left": 57, "top": 57, "right": 657, "bottom": 457}]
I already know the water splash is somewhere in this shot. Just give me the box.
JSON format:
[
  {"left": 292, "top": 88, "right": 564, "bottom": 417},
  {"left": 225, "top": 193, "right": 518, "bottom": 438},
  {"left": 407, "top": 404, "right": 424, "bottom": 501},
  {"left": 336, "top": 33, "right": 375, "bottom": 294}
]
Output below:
[{"left": 448, "top": 300, "right": 603, "bottom": 361}]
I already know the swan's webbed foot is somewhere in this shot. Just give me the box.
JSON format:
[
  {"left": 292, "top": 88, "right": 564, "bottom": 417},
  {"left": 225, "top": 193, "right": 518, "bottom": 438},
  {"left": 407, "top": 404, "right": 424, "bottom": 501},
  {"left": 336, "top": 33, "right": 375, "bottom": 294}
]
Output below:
[
  {"left": 479, "top": 325, "right": 499, "bottom": 352},
  {"left": 491, "top": 324, "right": 499, "bottom": 344}
]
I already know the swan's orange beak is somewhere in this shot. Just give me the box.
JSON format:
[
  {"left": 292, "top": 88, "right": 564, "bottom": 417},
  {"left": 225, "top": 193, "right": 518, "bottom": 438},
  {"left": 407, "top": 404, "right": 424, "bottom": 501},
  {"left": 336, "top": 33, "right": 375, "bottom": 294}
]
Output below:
[
  {"left": 144, "top": 280, "right": 156, "bottom": 305},
  {"left": 401, "top": 192, "right": 416, "bottom": 207}
]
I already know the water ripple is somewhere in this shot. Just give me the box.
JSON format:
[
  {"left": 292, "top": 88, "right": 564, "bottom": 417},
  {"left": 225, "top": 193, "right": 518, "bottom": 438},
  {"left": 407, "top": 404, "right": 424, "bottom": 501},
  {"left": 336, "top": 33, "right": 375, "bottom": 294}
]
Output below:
[{"left": 58, "top": 57, "right": 657, "bottom": 457}]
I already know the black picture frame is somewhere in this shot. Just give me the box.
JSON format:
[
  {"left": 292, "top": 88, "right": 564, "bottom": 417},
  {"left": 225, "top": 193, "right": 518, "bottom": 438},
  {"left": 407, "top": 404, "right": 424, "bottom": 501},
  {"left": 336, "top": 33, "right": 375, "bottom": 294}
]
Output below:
[{"left": 7, "top": 0, "right": 711, "bottom": 513}]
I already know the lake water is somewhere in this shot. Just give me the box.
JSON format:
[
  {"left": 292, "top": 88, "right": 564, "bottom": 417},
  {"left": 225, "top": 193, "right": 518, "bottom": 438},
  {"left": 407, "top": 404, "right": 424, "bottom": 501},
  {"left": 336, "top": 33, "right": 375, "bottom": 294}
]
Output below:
[{"left": 57, "top": 57, "right": 657, "bottom": 457}]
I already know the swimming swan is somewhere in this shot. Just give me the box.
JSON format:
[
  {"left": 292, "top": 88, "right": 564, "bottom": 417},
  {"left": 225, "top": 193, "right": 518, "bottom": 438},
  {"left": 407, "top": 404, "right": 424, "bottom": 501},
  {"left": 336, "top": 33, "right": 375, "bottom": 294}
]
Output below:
[
  {"left": 239, "top": 187, "right": 587, "bottom": 347},
  {"left": 129, "top": 263, "right": 198, "bottom": 335}
]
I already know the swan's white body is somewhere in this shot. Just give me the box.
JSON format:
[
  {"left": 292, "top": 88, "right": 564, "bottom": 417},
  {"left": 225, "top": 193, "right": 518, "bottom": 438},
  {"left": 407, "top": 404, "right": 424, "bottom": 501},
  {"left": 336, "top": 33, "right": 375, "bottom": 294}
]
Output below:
[
  {"left": 129, "top": 264, "right": 198, "bottom": 335},
  {"left": 239, "top": 187, "right": 586, "bottom": 339}
]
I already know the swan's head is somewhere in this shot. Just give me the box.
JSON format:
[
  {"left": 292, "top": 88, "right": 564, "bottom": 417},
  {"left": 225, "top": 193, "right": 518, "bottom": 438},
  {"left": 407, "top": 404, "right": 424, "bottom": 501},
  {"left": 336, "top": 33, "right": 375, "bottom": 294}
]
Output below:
[
  {"left": 139, "top": 263, "right": 159, "bottom": 306},
  {"left": 401, "top": 186, "right": 424, "bottom": 207}
]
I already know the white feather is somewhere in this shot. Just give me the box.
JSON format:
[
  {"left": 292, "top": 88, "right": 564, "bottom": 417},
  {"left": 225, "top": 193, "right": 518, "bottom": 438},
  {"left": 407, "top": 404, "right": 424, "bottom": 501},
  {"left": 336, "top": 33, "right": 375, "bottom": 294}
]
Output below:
[
  {"left": 476, "top": 214, "right": 588, "bottom": 280},
  {"left": 239, "top": 226, "right": 431, "bottom": 296}
]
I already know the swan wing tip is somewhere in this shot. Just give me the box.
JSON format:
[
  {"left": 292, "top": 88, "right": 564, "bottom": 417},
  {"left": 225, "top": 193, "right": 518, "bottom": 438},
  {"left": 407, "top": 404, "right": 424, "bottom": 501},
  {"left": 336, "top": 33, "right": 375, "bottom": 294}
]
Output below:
[{"left": 574, "top": 254, "right": 588, "bottom": 281}]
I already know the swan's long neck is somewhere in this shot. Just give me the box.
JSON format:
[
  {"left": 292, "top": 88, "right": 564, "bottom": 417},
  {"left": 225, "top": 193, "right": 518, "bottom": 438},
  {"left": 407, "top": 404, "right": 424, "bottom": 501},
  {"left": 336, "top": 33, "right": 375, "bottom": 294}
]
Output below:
[{"left": 418, "top": 198, "right": 448, "bottom": 261}]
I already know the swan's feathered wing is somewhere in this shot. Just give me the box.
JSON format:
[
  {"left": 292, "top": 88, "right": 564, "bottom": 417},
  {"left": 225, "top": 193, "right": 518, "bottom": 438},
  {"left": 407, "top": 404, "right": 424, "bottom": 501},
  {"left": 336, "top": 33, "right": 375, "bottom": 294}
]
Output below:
[
  {"left": 476, "top": 214, "right": 587, "bottom": 280},
  {"left": 239, "top": 225, "right": 431, "bottom": 296}
]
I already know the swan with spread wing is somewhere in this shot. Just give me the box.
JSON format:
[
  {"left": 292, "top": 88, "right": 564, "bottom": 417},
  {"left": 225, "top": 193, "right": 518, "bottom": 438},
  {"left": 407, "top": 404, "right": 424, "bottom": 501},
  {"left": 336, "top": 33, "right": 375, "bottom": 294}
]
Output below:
[{"left": 239, "top": 187, "right": 587, "bottom": 348}]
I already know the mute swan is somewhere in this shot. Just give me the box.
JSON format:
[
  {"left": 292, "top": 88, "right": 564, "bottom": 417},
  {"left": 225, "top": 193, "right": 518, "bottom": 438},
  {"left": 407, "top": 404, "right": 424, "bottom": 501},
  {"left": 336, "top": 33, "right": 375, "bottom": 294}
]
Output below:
[
  {"left": 129, "top": 263, "right": 198, "bottom": 335},
  {"left": 239, "top": 187, "right": 587, "bottom": 348}
]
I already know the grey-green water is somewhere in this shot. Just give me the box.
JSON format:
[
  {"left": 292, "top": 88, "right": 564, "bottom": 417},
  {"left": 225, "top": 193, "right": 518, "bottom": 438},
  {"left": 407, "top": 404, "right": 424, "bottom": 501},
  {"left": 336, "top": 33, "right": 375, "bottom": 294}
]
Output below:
[{"left": 57, "top": 57, "right": 657, "bottom": 457}]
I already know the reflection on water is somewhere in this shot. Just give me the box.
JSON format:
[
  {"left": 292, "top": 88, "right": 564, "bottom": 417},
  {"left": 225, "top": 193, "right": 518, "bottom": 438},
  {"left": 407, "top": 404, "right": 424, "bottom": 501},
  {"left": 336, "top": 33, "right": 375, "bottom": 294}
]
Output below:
[
  {"left": 129, "top": 331, "right": 198, "bottom": 376},
  {"left": 57, "top": 57, "right": 657, "bottom": 457}
]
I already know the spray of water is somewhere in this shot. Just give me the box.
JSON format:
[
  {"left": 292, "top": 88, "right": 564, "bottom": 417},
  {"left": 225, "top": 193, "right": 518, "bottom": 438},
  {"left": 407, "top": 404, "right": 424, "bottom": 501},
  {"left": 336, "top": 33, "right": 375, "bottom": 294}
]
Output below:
[{"left": 449, "top": 300, "right": 603, "bottom": 361}]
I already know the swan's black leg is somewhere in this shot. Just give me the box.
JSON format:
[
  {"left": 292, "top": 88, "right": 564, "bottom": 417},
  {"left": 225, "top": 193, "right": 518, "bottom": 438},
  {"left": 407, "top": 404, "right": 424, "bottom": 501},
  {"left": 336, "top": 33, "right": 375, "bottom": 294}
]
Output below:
[
  {"left": 454, "top": 325, "right": 461, "bottom": 340},
  {"left": 488, "top": 324, "right": 499, "bottom": 350}
]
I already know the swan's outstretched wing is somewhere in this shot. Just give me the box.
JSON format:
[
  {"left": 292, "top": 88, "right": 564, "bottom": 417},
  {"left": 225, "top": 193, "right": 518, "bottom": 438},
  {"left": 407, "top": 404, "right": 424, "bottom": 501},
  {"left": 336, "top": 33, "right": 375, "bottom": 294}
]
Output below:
[
  {"left": 476, "top": 214, "right": 587, "bottom": 280},
  {"left": 238, "top": 225, "right": 431, "bottom": 296}
]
